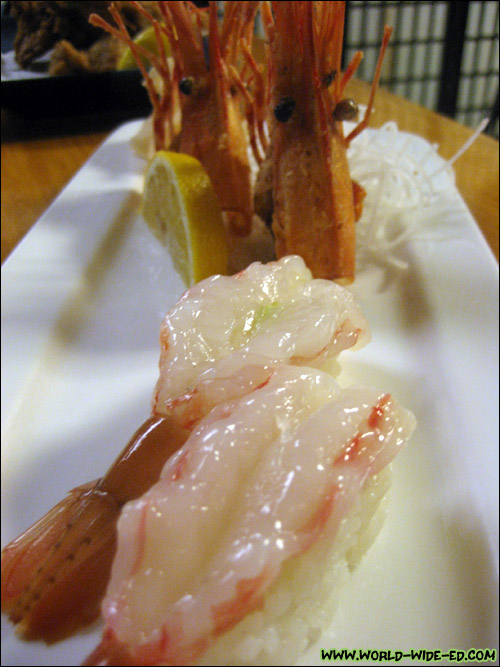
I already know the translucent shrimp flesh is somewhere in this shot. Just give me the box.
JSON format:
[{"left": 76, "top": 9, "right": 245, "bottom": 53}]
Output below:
[
  {"left": 1, "top": 255, "right": 369, "bottom": 644},
  {"left": 153, "top": 255, "right": 370, "bottom": 427},
  {"left": 86, "top": 365, "right": 415, "bottom": 666}
]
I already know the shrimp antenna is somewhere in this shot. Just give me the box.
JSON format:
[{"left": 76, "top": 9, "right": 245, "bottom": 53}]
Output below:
[{"left": 345, "top": 25, "right": 393, "bottom": 146}]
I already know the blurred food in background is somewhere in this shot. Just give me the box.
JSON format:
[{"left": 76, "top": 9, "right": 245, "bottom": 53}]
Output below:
[{"left": 8, "top": 1, "right": 163, "bottom": 74}]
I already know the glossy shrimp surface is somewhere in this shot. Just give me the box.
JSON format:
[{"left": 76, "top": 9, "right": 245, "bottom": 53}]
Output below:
[
  {"left": 87, "top": 366, "right": 415, "bottom": 666},
  {"left": 153, "top": 255, "right": 370, "bottom": 424}
]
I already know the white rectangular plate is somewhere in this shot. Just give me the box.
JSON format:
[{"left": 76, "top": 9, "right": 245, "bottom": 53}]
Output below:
[{"left": 1, "top": 120, "right": 498, "bottom": 666}]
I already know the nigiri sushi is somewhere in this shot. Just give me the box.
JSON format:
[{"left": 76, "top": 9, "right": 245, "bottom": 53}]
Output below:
[
  {"left": 0, "top": 256, "right": 367, "bottom": 640},
  {"left": 86, "top": 366, "right": 415, "bottom": 666},
  {"left": 2, "top": 256, "right": 415, "bottom": 665},
  {"left": 153, "top": 255, "right": 369, "bottom": 428}
]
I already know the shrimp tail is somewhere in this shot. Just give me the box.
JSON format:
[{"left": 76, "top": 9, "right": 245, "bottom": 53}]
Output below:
[
  {"left": 1, "top": 415, "right": 190, "bottom": 643},
  {"left": 1, "top": 480, "right": 118, "bottom": 643},
  {"left": 1, "top": 482, "right": 95, "bottom": 615}
]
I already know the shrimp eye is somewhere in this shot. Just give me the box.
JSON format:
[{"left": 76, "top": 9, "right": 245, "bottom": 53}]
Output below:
[
  {"left": 274, "top": 97, "right": 295, "bottom": 123},
  {"left": 323, "top": 70, "right": 337, "bottom": 87},
  {"left": 333, "top": 98, "right": 359, "bottom": 121},
  {"left": 179, "top": 77, "right": 195, "bottom": 95}
]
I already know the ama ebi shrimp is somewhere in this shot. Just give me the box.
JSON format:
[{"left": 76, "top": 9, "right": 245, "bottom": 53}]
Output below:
[
  {"left": 0, "top": 256, "right": 368, "bottom": 642},
  {"left": 1, "top": 416, "right": 190, "bottom": 642},
  {"left": 93, "top": 2, "right": 391, "bottom": 281},
  {"left": 152, "top": 256, "right": 370, "bottom": 428},
  {"left": 260, "top": 1, "right": 392, "bottom": 282},
  {"left": 85, "top": 367, "right": 415, "bottom": 666},
  {"left": 91, "top": 1, "right": 261, "bottom": 236}
]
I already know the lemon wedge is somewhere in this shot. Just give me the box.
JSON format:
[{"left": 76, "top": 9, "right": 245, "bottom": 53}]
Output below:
[
  {"left": 117, "top": 25, "right": 170, "bottom": 71},
  {"left": 143, "top": 151, "right": 229, "bottom": 286}
]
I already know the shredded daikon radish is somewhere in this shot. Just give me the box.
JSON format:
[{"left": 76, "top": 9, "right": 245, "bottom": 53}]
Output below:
[
  {"left": 429, "top": 117, "right": 490, "bottom": 174},
  {"left": 347, "top": 120, "right": 487, "bottom": 270},
  {"left": 348, "top": 122, "right": 451, "bottom": 269}
]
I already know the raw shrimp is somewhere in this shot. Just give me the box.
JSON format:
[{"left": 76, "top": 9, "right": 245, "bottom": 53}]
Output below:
[
  {"left": 153, "top": 255, "right": 370, "bottom": 426},
  {"left": 1, "top": 415, "right": 190, "bottom": 642},
  {"left": 1, "top": 255, "right": 368, "bottom": 643},
  {"left": 85, "top": 366, "right": 415, "bottom": 666}
]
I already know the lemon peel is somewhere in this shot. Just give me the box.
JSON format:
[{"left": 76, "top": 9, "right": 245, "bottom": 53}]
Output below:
[{"left": 143, "top": 151, "right": 229, "bottom": 286}]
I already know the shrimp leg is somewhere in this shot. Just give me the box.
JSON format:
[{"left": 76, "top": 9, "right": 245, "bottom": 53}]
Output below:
[{"left": 1, "top": 415, "right": 190, "bottom": 643}]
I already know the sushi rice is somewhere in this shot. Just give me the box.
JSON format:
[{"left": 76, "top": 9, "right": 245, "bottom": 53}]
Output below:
[{"left": 196, "top": 469, "right": 391, "bottom": 666}]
